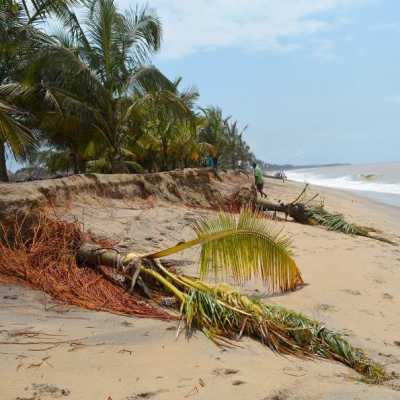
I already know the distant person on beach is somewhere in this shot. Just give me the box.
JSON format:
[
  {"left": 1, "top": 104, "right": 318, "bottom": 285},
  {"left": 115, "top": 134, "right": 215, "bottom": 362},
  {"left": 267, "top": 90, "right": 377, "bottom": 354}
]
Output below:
[
  {"left": 212, "top": 157, "right": 218, "bottom": 170},
  {"left": 206, "top": 154, "right": 218, "bottom": 170},
  {"left": 252, "top": 162, "right": 267, "bottom": 198}
]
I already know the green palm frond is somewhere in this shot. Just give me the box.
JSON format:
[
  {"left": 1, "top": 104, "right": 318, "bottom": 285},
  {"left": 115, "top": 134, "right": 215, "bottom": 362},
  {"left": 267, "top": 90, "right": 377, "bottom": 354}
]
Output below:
[
  {"left": 0, "top": 99, "right": 35, "bottom": 157},
  {"left": 180, "top": 279, "right": 387, "bottom": 383},
  {"left": 127, "top": 66, "right": 175, "bottom": 95},
  {"left": 308, "top": 206, "right": 368, "bottom": 235},
  {"left": 194, "top": 208, "right": 300, "bottom": 290},
  {"left": 123, "top": 86, "right": 190, "bottom": 124},
  {"left": 139, "top": 264, "right": 387, "bottom": 384},
  {"left": 57, "top": 6, "right": 92, "bottom": 51},
  {"left": 28, "top": 0, "right": 81, "bottom": 24},
  {"left": 145, "top": 208, "right": 302, "bottom": 292},
  {"left": 122, "top": 5, "right": 162, "bottom": 64},
  {"left": 123, "top": 159, "right": 144, "bottom": 173}
]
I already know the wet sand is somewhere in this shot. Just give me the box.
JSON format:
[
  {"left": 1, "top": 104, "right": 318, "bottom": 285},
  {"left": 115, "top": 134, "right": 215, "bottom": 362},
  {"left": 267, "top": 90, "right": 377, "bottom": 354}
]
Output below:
[{"left": 1, "top": 177, "right": 400, "bottom": 399}]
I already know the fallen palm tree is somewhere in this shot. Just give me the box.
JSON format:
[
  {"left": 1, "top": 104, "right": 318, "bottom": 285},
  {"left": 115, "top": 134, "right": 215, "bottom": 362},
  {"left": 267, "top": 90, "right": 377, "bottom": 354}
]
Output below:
[
  {"left": 233, "top": 185, "right": 396, "bottom": 245},
  {"left": 0, "top": 210, "right": 390, "bottom": 383}
]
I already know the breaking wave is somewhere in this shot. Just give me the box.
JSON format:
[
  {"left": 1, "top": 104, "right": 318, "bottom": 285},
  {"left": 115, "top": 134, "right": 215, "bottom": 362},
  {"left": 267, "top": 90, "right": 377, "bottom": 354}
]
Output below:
[{"left": 286, "top": 171, "right": 400, "bottom": 196}]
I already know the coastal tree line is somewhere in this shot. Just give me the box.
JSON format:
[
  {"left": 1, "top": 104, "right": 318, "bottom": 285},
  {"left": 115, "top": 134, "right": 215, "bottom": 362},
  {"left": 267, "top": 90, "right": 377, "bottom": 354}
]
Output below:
[{"left": 0, "top": 0, "right": 256, "bottom": 182}]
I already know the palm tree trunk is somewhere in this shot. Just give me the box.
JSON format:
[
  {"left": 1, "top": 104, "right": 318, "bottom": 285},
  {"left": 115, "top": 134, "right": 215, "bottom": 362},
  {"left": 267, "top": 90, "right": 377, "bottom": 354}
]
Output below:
[
  {"left": 109, "top": 142, "right": 128, "bottom": 173},
  {"left": 79, "top": 159, "right": 87, "bottom": 174},
  {"left": 73, "top": 153, "right": 79, "bottom": 175},
  {"left": 0, "top": 141, "right": 9, "bottom": 182},
  {"left": 161, "top": 140, "right": 168, "bottom": 171}
]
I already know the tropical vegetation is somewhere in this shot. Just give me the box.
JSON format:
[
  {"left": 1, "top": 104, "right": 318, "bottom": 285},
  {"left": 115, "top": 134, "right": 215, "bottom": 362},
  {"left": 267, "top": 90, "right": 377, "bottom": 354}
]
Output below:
[{"left": 0, "top": 0, "right": 255, "bottom": 181}]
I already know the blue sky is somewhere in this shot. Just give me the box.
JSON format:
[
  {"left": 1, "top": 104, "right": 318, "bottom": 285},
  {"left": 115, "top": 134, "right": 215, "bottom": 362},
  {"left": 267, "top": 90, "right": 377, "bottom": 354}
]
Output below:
[{"left": 117, "top": 0, "right": 400, "bottom": 165}]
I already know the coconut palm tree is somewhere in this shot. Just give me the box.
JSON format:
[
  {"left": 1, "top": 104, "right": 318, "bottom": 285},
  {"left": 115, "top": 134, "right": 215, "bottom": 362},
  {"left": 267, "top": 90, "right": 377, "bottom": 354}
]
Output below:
[
  {"left": 0, "top": 0, "right": 78, "bottom": 181},
  {"left": 1, "top": 0, "right": 183, "bottom": 176},
  {"left": 223, "top": 119, "right": 248, "bottom": 169},
  {"left": 134, "top": 78, "right": 199, "bottom": 171},
  {"left": 199, "top": 106, "right": 231, "bottom": 168},
  {"left": 166, "top": 120, "right": 204, "bottom": 169},
  {"left": 19, "top": 0, "right": 181, "bottom": 173}
]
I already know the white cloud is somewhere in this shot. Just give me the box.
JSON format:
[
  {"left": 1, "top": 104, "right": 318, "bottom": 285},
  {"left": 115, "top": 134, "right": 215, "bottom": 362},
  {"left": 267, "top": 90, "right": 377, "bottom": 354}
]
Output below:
[{"left": 125, "top": 0, "right": 364, "bottom": 58}]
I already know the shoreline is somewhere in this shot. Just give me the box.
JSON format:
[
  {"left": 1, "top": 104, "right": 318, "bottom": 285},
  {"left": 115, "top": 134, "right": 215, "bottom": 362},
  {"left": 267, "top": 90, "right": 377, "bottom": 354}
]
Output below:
[{"left": 1, "top": 173, "right": 400, "bottom": 399}]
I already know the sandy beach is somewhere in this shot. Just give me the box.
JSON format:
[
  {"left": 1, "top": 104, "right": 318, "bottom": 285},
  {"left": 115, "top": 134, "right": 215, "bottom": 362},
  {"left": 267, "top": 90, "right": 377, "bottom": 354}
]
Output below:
[
  {"left": 2, "top": 0, "right": 400, "bottom": 398},
  {"left": 1, "top": 174, "right": 400, "bottom": 400}
]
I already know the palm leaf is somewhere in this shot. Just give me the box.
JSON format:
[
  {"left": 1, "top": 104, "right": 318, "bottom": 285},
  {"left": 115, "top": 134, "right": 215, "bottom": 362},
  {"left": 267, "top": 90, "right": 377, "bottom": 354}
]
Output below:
[
  {"left": 0, "top": 99, "right": 35, "bottom": 157},
  {"left": 146, "top": 208, "right": 302, "bottom": 292},
  {"left": 308, "top": 206, "right": 368, "bottom": 235},
  {"left": 123, "top": 159, "right": 144, "bottom": 173},
  {"left": 180, "top": 280, "right": 387, "bottom": 383},
  {"left": 122, "top": 5, "right": 162, "bottom": 64},
  {"left": 127, "top": 65, "right": 175, "bottom": 95},
  {"left": 140, "top": 265, "right": 387, "bottom": 383},
  {"left": 28, "top": 0, "right": 81, "bottom": 24}
]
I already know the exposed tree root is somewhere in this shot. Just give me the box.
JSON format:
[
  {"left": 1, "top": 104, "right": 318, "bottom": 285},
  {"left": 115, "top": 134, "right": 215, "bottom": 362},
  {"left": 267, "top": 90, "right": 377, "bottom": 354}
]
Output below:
[{"left": 0, "top": 213, "right": 174, "bottom": 320}]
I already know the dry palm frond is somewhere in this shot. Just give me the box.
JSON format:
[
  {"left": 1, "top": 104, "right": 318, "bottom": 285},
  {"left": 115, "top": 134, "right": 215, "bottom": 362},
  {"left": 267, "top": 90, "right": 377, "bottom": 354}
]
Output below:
[{"left": 146, "top": 207, "right": 302, "bottom": 293}]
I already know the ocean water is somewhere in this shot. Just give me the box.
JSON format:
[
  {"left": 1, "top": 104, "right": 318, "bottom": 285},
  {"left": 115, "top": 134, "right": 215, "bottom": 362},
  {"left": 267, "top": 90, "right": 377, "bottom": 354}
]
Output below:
[{"left": 286, "top": 162, "right": 400, "bottom": 207}]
